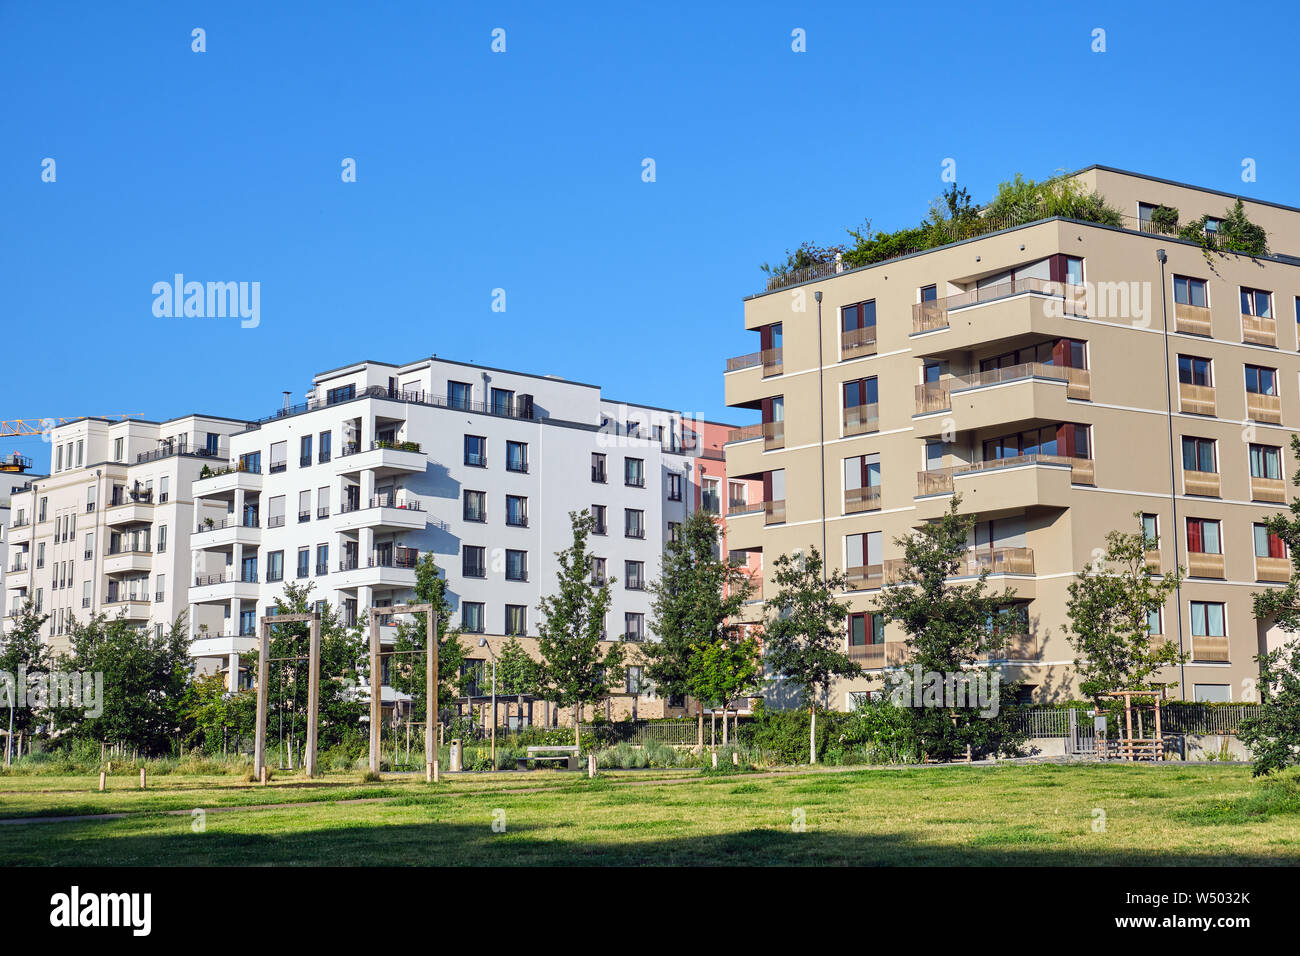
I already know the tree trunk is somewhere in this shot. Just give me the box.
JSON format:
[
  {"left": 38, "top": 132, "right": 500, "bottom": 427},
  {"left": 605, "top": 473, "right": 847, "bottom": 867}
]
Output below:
[
  {"left": 574, "top": 702, "right": 580, "bottom": 748},
  {"left": 697, "top": 705, "right": 703, "bottom": 751},
  {"left": 809, "top": 705, "right": 817, "bottom": 765},
  {"left": 722, "top": 707, "right": 729, "bottom": 746}
]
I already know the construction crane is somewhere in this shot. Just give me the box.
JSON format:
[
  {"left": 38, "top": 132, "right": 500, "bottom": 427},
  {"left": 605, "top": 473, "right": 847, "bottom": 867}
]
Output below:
[{"left": 0, "top": 414, "right": 143, "bottom": 439}]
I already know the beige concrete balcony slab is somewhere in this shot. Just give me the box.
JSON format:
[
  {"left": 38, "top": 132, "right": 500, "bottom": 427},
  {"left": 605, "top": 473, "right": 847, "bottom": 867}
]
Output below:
[
  {"left": 103, "top": 549, "right": 154, "bottom": 576},
  {"left": 105, "top": 501, "right": 155, "bottom": 527},
  {"left": 1251, "top": 475, "right": 1286, "bottom": 503},
  {"left": 1242, "top": 313, "right": 1277, "bottom": 347},
  {"left": 721, "top": 508, "right": 763, "bottom": 551},
  {"left": 193, "top": 468, "right": 263, "bottom": 498},
  {"left": 1183, "top": 469, "right": 1220, "bottom": 497},
  {"left": 1256, "top": 555, "right": 1290, "bottom": 583},
  {"left": 1246, "top": 391, "right": 1282, "bottom": 424},
  {"left": 1191, "top": 635, "right": 1229, "bottom": 663},
  {"left": 983, "top": 632, "right": 1039, "bottom": 662},
  {"left": 724, "top": 353, "right": 781, "bottom": 410},
  {"left": 910, "top": 278, "right": 1087, "bottom": 355},
  {"left": 915, "top": 370, "right": 1080, "bottom": 439},
  {"left": 916, "top": 455, "right": 1093, "bottom": 514},
  {"left": 720, "top": 437, "right": 770, "bottom": 481},
  {"left": 1179, "top": 383, "right": 1215, "bottom": 416},
  {"left": 102, "top": 598, "right": 151, "bottom": 621},
  {"left": 1174, "top": 302, "right": 1211, "bottom": 336},
  {"left": 193, "top": 517, "right": 261, "bottom": 550},
  {"left": 1187, "top": 552, "right": 1225, "bottom": 578}
]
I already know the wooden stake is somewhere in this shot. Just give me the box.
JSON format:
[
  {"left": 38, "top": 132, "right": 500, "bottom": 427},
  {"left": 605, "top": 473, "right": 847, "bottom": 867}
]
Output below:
[
  {"left": 98, "top": 771, "right": 106, "bottom": 792},
  {"left": 139, "top": 768, "right": 146, "bottom": 789}
]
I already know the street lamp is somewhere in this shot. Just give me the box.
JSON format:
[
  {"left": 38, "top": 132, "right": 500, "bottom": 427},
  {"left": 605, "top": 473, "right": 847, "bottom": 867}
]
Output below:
[{"left": 478, "top": 638, "right": 497, "bottom": 767}]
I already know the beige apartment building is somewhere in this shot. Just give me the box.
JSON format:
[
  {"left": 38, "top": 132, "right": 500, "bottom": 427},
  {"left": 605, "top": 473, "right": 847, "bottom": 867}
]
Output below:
[{"left": 725, "top": 165, "right": 1300, "bottom": 708}]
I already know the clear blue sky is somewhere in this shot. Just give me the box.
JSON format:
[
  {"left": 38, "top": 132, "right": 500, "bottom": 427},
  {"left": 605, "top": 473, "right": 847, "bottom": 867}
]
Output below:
[{"left": 3, "top": 0, "right": 1297, "bottom": 471}]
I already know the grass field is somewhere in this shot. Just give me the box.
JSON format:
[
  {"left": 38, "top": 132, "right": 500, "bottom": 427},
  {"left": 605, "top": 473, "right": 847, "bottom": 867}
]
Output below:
[{"left": 1, "top": 762, "right": 1297, "bottom": 866}]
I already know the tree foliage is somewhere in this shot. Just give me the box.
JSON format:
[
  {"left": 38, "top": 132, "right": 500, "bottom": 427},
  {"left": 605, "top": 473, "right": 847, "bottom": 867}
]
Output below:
[
  {"left": 0, "top": 600, "right": 51, "bottom": 738},
  {"left": 1238, "top": 640, "right": 1300, "bottom": 775},
  {"left": 390, "top": 554, "right": 468, "bottom": 717}
]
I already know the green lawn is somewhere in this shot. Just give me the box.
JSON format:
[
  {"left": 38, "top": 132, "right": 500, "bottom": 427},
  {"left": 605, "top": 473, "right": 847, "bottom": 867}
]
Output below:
[{"left": 1, "top": 763, "right": 1297, "bottom": 865}]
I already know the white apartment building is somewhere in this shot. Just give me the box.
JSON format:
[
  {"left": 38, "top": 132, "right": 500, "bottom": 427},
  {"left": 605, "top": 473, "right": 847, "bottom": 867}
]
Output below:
[
  {"left": 187, "top": 356, "right": 702, "bottom": 701},
  {"left": 2, "top": 416, "right": 250, "bottom": 651}
]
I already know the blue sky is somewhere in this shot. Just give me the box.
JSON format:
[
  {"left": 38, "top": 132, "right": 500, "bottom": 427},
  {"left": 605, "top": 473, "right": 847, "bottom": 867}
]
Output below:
[{"left": 3, "top": 0, "right": 1297, "bottom": 471}]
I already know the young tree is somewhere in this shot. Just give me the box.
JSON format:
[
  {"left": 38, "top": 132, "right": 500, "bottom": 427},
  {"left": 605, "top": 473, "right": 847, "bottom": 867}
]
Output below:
[
  {"left": 180, "top": 672, "right": 255, "bottom": 756},
  {"left": 390, "top": 554, "right": 468, "bottom": 724},
  {"left": 762, "top": 547, "right": 860, "bottom": 763},
  {"left": 686, "top": 633, "right": 762, "bottom": 747},
  {"left": 0, "top": 601, "right": 50, "bottom": 763},
  {"left": 873, "top": 498, "right": 1026, "bottom": 761},
  {"left": 536, "top": 510, "right": 625, "bottom": 746},
  {"left": 643, "top": 509, "right": 754, "bottom": 727},
  {"left": 55, "top": 612, "right": 192, "bottom": 755},
  {"left": 497, "top": 638, "right": 541, "bottom": 696},
  {"left": 1065, "top": 514, "right": 1186, "bottom": 701}
]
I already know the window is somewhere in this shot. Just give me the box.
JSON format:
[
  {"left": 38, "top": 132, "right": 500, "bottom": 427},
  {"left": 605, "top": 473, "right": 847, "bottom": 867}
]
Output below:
[
  {"left": 1250, "top": 443, "right": 1282, "bottom": 479},
  {"left": 591, "top": 504, "right": 608, "bottom": 535},
  {"left": 448, "top": 381, "right": 473, "bottom": 410},
  {"left": 841, "top": 299, "right": 877, "bottom": 333},
  {"left": 1173, "top": 275, "right": 1208, "bottom": 308},
  {"left": 39, "top": 497, "right": 47, "bottom": 522},
  {"left": 317, "top": 486, "right": 330, "bottom": 518},
  {"left": 462, "top": 602, "right": 485, "bottom": 633},
  {"left": 463, "top": 490, "right": 486, "bottom": 522},
  {"left": 506, "top": 440, "right": 528, "bottom": 473},
  {"left": 159, "top": 476, "right": 170, "bottom": 503},
  {"left": 1064, "top": 256, "right": 1084, "bottom": 286},
  {"left": 113, "top": 438, "right": 123, "bottom": 461},
  {"left": 668, "top": 521, "right": 682, "bottom": 544},
  {"left": 76, "top": 439, "right": 83, "bottom": 466},
  {"left": 590, "top": 557, "right": 607, "bottom": 585},
  {"left": 1241, "top": 287, "right": 1272, "bottom": 318},
  {"left": 462, "top": 546, "right": 486, "bottom": 578},
  {"left": 666, "top": 473, "right": 683, "bottom": 501},
  {"left": 1245, "top": 365, "right": 1278, "bottom": 395},
  {"left": 267, "top": 551, "right": 284, "bottom": 582},
  {"left": 55, "top": 446, "right": 62, "bottom": 472},
  {"left": 625, "top": 457, "right": 645, "bottom": 487},
  {"left": 920, "top": 284, "right": 937, "bottom": 302},
  {"left": 624, "top": 508, "right": 645, "bottom": 539},
  {"left": 1186, "top": 519, "right": 1222, "bottom": 555},
  {"left": 316, "top": 543, "right": 329, "bottom": 575},
  {"left": 1147, "top": 607, "right": 1162, "bottom": 636},
  {"left": 848, "top": 612, "right": 885, "bottom": 646},
  {"left": 592, "top": 453, "right": 607, "bottom": 483},
  {"left": 1254, "top": 523, "right": 1287, "bottom": 559},
  {"left": 240, "top": 451, "right": 261, "bottom": 473},
  {"left": 1190, "top": 601, "right": 1226, "bottom": 637},
  {"left": 506, "top": 495, "right": 528, "bottom": 527},
  {"left": 625, "top": 612, "right": 645, "bottom": 641},
  {"left": 157, "top": 525, "right": 167, "bottom": 553},
  {"left": 1177, "top": 355, "right": 1212, "bottom": 387},
  {"left": 205, "top": 432, "right": 220, "bottom": 455},
  {"left": 464, "top": 435, "right": 487, "bottom": 467},
  {"left": 491, "top": 388, "right": 514, "bottom": 416},
  {"left": 269, "top": 441, "right": 287, "bottom": 473},
  {"left": 86, "top": 486, "right": 96, "bottom": 512},
  {"left": 702, "top": 477, "right": 721, "bottom": 514},
  {"left": 846, "top": 531, "right": 882, "bottom": 578},
  {"left": 1141, "top": 514, "right": 1159, "bottom": 550},
  {"left": 1181, "top": 436, "right": 1216, "bottom": 473},
  {"left": 626, "top": 665, "right": 644, "bottom": 696},
  {"left": 625, "top": 560, "right": 645, "bottom": 590},
  {"left": 326, "top": 384, "right": 356, "bottom": 404},
  {"left": 1194, "top": 684, "right": 1231, "bottom": 703},
  {"left": 298, "top": 490, "right": 311, "bottom": 522},
  {"left": 300, "top": 434, "right": 312, "bottom": 466},
  {"left": 297, "top": 548, "right": 310, "bottom": 578},
  {"left": 505, "top": 549, "right": 528, "bottom": 581},
  {"left": 843, "top": 376, "right": 878, "bottom": 410},
  {"left": 505, "top": 605, "right": 527, "bottom": 636},
  {"left": 318, "top": 431, "right": 332, "bottom": 463}
]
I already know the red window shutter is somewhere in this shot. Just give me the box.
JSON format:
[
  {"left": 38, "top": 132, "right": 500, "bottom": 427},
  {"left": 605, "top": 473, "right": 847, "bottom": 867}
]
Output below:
[
  {"left": 761, "top": 398, "right": 772, "bottom": 423},
  {"left": 1270, "top": 532, "right": 1287, "bottom": 559},
  {"left": 1048, "top": 254, "right": 1065, "bottom": 284},
  {"left": 762, "top": 472, "right": 773, "bottom": 499},
  {"left": 1052, "top": 338, "right": 1067, "bottom": 367},
  {"left": 1057, "top": 423, "right": 1074, "bottom": 458}
]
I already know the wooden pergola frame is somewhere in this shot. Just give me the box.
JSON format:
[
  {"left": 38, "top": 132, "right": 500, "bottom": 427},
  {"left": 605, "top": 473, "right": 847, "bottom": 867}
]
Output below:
[
  {"left": 367, "top": 604, "right": 439, "bottom": 775},
  {"left": 254, "top": 613, "right": 322, "bottom": 780},
  {"left": 1102, "top": 689, "right": 1164, "bottom": 761}
]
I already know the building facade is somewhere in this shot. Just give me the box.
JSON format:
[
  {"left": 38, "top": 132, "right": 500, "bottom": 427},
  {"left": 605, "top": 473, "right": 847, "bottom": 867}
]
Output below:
[{"left": 725, "top": 166, "right": 1300, "bottom": 708}]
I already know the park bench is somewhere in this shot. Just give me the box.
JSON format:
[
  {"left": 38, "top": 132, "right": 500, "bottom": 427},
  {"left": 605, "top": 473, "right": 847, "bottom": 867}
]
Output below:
[{"left": 517, "top": 745, "right": 580, "bottom": 771}]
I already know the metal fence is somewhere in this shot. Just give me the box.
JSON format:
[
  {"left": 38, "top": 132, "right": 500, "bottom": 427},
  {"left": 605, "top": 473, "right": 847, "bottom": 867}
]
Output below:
[{"left": 1010, "top": 704, "right": 1259, "bottom": 738}]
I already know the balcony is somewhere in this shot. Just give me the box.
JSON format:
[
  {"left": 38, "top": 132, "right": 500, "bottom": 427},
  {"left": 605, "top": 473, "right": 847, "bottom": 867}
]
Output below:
[
  {"left": 845, "top": 564, "right": 883, "bottom": 591},
  {"left": 842, "top": 403, "right": 879, "bottom": 437},
  {"left": 982, "top": 631, "right": 1039, "bottom": 662},
  {"left": 1246, "top": 391, "right": 1282, "bottom": 424},
  {"left": 847, "top": 642, "right": 908, "bottom": 669},
  {"left": 1183, "top": 470, "right": 1220, "bottom": 497},
  {"left": 884, "top": 547, "right": 1034, "bottom": 584},
  {"left": 726, "top": 420, "right": 785, "bottom": 451},
  {"left": 105, "top": 492, "right": 155, "bottom": 526},
  {"left": 844, "top": 486, "right": 881, "bottom": 514},
  {"left": 915, "top": 366, "right": 1087, "bottom": 438},
  {"left": 1174, "top": 302, "right": 1212, "bottom": 336},
  {"left": 1178, "top": 383, "right": 1215, "bottom": 416},
  {"left": 104, "top": 547, "right": 154, "bottom": 576},
  {"left": 725, "top": 348, "right": 783, "bottom": 377},
  {"left": 194, "top": 467, "right": 263, "bottom": 497},
  {"left": 763, "top": 500, "right": 786, "bottom": 525},
  {"left": 102, "top": 597, "right": 151, "bottom": 621},
  {"left": 336, "top": 441, "right": 427, "bottom": 476},
  {"left": 336, "top": 495, "right": 427, "bottom": 532},
  {"left": 912, "top": 277, "right": 1087, "bottom": 337},
  {"left": 918, "top": 454, "right": 1094, "bottom": 498},
  {"left": 1191, "top": 635, "right": 1229, "bottom": 663},
  {"left": 190, "top": 572, "right": 260, "bottom": 604},
  {"left": 334, "top": 548, "right": 421, "bottom": 590},
  {"left": 1145, "top": 550, "right": 1162, "bottom": 574},
  {"left": 1251, "top": 474, "right": 1286, "bottom": 504},
  {"left": 1187, "top": 552, "right": 1225, "bottom": 579},
  {"left": 1256, "top": 555, "right": 1290, "bottom": 583},
  {"left": 193, "top": 516, "right": 261, "bottom": 550},
  {"left": 841, "top": 326, "right": 877, "bottom": 360},
  {"left": 1242, "top": 313, "right": 1277, "bottom": 347}
]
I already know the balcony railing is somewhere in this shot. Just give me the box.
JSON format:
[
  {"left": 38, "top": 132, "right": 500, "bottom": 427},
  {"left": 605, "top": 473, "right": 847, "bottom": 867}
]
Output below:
[
  {"left": 1178, "top": 382, "right": 1215, "bottom": 416},
  {"left": 368, "top": 547, "right": 420, "bottom": 570},
  {"left": 195, "top": 516, "right": 259, "bottom": 534},
  {"left": 109, "top": 489, "right": 154, "bottom": 507},
  {"left": 725, "top": 347, "right": 783, "bottom": 376},
  {"left": 915, "top": 382, "right": 950, "bottom": 414},
  {"left": 1187, "top": 551, "right": 1226, "bottom": 578},
  {"left": 1257, "top": 555, "right": 1290, "bottom": 583},
  {"left": 1246, "top": 391, "right": 1282, "bottom": 424},
  {"left": 844, "top": 486, "right": 881, "bottom": 514},
  {"left": 843, "top": 403, "right": 879, "bottom": 436},
  {"left": 917, "top": 454, "right": 1095, "bottom": 495},
  {"left": 884, "top": 547, "right": 1034, "bottom": 583},
  {"left": 1191, "top": 635, "right": 1229, "bottom": 663},
  {"left": 726, "top": 420, "right": 785, "bottom": 449},
  {"left": 1251, "top": 474, "right": 1286, "bottom": 503},
  {"left": 845, "top": 564, "right": 883, "bottom": 591},
  {"left": 763, "top": 500, "right": 786, "bottom": 525},
  {"left": 841, "top": 325, "right": 877, "bottom": 359},
  {"left": 1242, "top": 313, "right": 1277, "bottom": 347},
  {"left": 1174, "top": 302, "right": 1212, "bottom": 336},
  {"left": 1183, "top": 470, "right": 1220, "bottom": 497},
  {"left": 912, "top": 277, "right": 1087, "bottom": 334}
]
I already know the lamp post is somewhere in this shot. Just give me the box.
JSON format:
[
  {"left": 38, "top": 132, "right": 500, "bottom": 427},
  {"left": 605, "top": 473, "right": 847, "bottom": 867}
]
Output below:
[{"left": 478, "top": 638, "right": 497, "bottom": 767}]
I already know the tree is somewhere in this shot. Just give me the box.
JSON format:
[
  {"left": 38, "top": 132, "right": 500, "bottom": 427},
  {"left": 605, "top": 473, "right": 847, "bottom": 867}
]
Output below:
[
  {"left": 872, "top": 498, "right": 1026, "bottom": 761},
  {"left": 536, "top": 510, "right": 625, "bottom": 746},
  {"left": 54, "top": 612, "right": 192, "bottom": 755},
  {"left": 497, "top": 638, "right": 541, "bottom": 696},
  {"left": 390, "top": 554, "right": 468, "bottom": 724},
  {"left": 1065, "top": 514, "right": 1186, "bottom": 701},
  {"left": 180, "top": 673, "right": 255, "bottom": 756},
  {"left": 0, "top": 600, "right": 51, "bottom": 761},
  {"left": 762, "top": 547, "right": 860, "bottom": 763},
  {"left": 1238, "top": 640, "right": 1300, "bottom": 775},
  {"left": 686, "top": 633, "right": 762, "bottom": 747},
  {"left": 643, "top": 509, "right": 754, "bottom": 715}
]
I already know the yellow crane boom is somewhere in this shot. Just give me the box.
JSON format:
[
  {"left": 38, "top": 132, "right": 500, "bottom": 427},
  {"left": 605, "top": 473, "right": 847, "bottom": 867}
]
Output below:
[{"left": 0, "top": 414, "right": 143, "bottom": 438}]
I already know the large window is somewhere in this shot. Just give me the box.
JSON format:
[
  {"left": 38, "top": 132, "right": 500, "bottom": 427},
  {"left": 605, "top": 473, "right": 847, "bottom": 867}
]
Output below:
[
  {"left": 624, "top": 457, "right": 645, "bottom": 487},
  {"left": 625, "top": 508, "right": 646, "bottom": 539},
  {"left": 461, "top": 602, "right": 485, "bottom": 633},
  {"left": 591, "top": 453, "right": 607, "bottom": 483},
  {"left": 667, "top": 473, "right": 683, "bottom": 501},
  {"left": 1241, "top": 287, "right": 1272, "bottom": 317},
  {"left": 842, "top": 299, "right": 876, "bottom": 332},
  {"left": 625, "top": 612, "right": 645, "bottom": 641},
  {"left": 463, "top": 490, "right": 486, "bottom": 523},
  {"left": 848, "top": 612, "right": 884, "bottom": 647},
  {"left": 1190, "top": 601, "right": 1226, "bottom": 637},
  {"left": 1245, "top": 365, "right": 1278, "bottom": 395},
  {"left": 625, "top": 560, "right": 645, "bottom": 590},
  {"left": 448, "top": 381, "right": 472, "bottom": 410},
  {"left": 1173, "top": 275, "right": 1208, "bottom": 308},
  {"left": 506, "top": 440, "right": 528, "bottom": 473},
  {"left": 505, "top": 549, "right": 528, "bottom": 582},
  {"left": 590, "top": 504, "right": 608, "bottom": 535},
  {"left": 1181, "top": 436, "right": 1216, "bottom": 473},
  {"left": 843, "top": 376, "right": 878, "bottom": 410},
  {"left": 1186, "top": 518, "right": 1222, "bottom": 555},
  {"left": 1141, "top": 513, "right": 1159, "bottom": 549},
  {"left": 506, "top": 495, "right": 528, "bottom": 527},
  {"left": 1250, "top": 443, "right": 1283, "bottom": 479},
  {"left": 1177, "top": 355, "right": 1212, "bottom": 387},
  {"left": 1254, "top": 523, "right": 1287, "bottom": 558},
  {"left": 267, "top": 551, "right": 284, "bottom": 582},
  {"left": 462, "top": 546, "right": 486, "bottom": 578},
  {"left": 464, "top": 435, "right": 487, "bottom": 467},
  {"left": 505, "top": 605, "right": 527, "bottom": 636}
]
